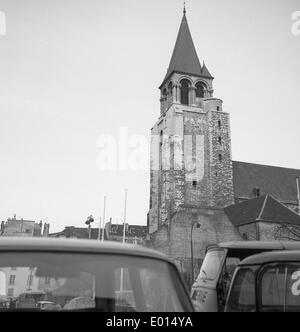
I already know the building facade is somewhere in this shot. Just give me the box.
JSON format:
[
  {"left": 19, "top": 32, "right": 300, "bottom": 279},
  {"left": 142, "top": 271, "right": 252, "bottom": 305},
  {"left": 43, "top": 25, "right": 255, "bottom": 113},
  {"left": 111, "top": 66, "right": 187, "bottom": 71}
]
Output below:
[{"left": 0, "top": 215, "right": 50, "bottom": 238}]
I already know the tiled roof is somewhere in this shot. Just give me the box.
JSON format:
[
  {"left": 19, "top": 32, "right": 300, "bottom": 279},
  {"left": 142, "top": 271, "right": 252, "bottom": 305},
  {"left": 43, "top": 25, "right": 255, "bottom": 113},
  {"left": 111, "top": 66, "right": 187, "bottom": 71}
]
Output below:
[
  {"left": 233, "top": 161, "right": 300, "bottom": 204},
  {"left": 225, "top": 194, "right": 300, "bottom": 227}
]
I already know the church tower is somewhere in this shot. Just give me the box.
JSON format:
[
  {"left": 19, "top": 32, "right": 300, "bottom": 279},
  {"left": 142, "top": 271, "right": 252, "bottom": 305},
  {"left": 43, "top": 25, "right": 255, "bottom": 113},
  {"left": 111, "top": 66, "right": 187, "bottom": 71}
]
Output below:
[{"left": 148, "top": 9, "right": 241, "bottom": 275}]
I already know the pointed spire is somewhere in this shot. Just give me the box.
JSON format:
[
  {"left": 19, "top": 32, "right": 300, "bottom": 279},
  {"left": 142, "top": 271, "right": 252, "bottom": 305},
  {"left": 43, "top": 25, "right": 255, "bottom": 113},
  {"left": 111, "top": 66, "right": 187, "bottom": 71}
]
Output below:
[
  {"left": 201, "top": 61, "right": 213, "bottom": 78},
  {"left": 160, "top": 11, "right": 202, "bottom": 87}
]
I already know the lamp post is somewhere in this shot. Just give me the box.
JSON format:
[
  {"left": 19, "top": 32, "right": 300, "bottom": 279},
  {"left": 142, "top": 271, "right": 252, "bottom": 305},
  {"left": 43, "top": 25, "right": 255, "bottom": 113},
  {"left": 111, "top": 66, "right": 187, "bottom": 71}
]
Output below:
[
  {"left": 191, "top": 221, "right": 201, "bottom": 286},
  {"left": 85, "top": 215, "right": 94, "bottom": 239}
]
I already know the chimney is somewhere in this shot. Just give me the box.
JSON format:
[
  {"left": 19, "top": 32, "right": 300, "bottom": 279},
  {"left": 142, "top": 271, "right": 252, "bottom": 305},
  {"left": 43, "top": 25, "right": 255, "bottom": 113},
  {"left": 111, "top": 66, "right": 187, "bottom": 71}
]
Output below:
[
  {"left": 43, "top": 223, "right": 50, "bottom": 237},
  {"left": 253, "top": 187, "right": 260, "bottom": 198},
  {"left": 0, "top": 221, "right": 5, "bottom": 234}
]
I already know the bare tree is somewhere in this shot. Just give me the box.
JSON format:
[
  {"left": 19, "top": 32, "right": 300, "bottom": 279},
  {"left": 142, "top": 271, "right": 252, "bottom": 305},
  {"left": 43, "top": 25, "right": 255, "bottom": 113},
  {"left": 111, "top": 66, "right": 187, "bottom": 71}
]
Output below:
[{"left": 273, "top": 224, "right": 300, "bottom": 241}]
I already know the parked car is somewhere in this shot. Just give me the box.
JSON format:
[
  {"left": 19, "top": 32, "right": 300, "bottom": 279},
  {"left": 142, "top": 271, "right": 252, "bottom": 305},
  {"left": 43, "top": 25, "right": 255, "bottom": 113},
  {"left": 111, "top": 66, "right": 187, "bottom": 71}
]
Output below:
[
  {"left": 0, "top": 237, "right": 194, "bottom": 312},
  {"left": 191, "top": 241, "right": 300, "bottom": 312},
  {"left": 37, "top": 301, "right": 61, "bottom": 311},
  {"left": 225, "top": 250, "right": 300, "bottom": 312}
]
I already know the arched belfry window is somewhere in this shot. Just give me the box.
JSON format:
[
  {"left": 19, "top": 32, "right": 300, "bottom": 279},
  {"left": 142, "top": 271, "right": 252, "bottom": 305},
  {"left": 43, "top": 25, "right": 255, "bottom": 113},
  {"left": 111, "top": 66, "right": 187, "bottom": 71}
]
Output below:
[
  {"left": 168, "top": 82, "right": 173, "bottom": 94},
  {"left": 162, "top": 88, "right": 167, "bottom": 99},
  {"left": 168, "top": 82, "right": 173, "bottom": 101},
  {"left": 196, "top": 82, "right": 205, "bottom": 98},
  {"left": 180, "top": 79, "right": 190, "bottom": 105}
]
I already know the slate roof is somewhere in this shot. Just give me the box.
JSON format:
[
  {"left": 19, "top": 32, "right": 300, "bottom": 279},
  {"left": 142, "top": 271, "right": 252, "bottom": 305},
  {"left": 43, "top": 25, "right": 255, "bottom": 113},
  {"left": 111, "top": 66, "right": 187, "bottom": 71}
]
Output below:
[
  {"left": 225, "top": 194, "right": 300, "bottom": 227},
  {"left": 201, "top": 62, "right": 213, "bottom": 78},
  {"left": 49, "top": 227, "right": 105, "bottom": 240},
  {"left": 233, "top": 161, "right": 300, "bottom": 204},
  {"left": 160, "top": 13, "right": 213, "bottom": 88},
  {"left": 108, "top": 224, "right": 148, "bottom": 238},
  {"left": 50, "top": 225, "right": 148, "bottom": 240}
]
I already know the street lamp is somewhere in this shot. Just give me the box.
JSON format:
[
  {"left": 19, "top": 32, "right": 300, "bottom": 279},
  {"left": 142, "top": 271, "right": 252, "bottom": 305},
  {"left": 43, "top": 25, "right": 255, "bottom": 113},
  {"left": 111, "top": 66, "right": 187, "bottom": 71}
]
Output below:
[
  {"left": 191, "top": 221, "right": 201, "bottom": 286},
  {"left": 85, "top": 215, "right": 94, "bottom": 239}
]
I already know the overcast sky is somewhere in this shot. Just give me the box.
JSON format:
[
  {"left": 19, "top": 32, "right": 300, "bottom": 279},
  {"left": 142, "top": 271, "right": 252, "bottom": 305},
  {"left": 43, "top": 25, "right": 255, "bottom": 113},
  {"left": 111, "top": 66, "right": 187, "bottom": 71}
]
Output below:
[{"left": 0, "top": 0, "right": 299, "bottom": 232}]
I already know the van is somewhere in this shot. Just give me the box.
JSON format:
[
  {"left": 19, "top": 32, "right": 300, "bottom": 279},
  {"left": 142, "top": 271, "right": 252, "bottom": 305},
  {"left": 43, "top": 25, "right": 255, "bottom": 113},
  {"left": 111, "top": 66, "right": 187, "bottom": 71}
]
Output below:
[
  {"left": 225, "top": 250, "right": 300, "bottom": 312},
  {"left": 190, "top": 241, "right": 300, "bottom": 312}
]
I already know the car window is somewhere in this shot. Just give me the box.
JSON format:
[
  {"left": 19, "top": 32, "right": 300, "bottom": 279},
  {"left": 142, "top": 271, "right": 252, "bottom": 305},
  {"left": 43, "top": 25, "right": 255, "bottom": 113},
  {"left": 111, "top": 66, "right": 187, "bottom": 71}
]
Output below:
[
  {"left": 259, "top": 263, "right": 300, "bottom": 312},
  {"left": 197, "top": 250, "right": 225, "bottom": 282},
  {"left": 225, "top": 267, "right": 256, "bottom": 312},
  {"left": 0, "top": 252, "right": 191, "bottom": 312}
]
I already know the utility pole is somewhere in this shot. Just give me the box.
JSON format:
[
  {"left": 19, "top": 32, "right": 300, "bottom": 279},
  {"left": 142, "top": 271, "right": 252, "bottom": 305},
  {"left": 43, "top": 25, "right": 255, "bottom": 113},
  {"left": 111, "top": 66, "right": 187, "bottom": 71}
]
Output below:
[
  {"left": 97, "top": 217, "right": 102, "bottom": 241},
  {"left": 123, "top": 189, "right": 128, "bottom": 244},
  {"left": 191, "top": 221, "right": 201, "bottom": 288},
  {"left": 101, "top": 196, "right": 106, "bottom": 241},
  {"left": 120, "top": 188, "right": 128, "bottom": 293},
  {"left": 297, "top": 177, "right": 300, "bottom": 216}
]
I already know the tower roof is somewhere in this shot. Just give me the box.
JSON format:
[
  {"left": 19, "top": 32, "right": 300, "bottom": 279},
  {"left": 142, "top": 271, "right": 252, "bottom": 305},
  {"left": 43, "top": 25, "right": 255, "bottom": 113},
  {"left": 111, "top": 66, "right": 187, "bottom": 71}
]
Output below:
[
  {"left": 160, "top": 12, "right": 213, "bottom": 88},
  {"left": 201, "top": 61, "right": 213, "bottom": 78}
]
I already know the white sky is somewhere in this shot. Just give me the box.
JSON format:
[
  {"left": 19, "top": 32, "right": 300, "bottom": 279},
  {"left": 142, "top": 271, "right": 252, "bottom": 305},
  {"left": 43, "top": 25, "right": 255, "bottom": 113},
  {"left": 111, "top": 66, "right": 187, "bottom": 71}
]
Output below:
[{"left": 0, "top": 0, "right": 300, "bottom": 232}]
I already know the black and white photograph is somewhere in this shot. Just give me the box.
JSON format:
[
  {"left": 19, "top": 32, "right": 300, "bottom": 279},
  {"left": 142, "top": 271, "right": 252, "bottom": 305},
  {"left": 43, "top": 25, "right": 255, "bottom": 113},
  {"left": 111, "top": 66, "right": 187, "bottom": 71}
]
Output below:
[{"left": 0, "top": 0, "right": 300, "bottom": 317}]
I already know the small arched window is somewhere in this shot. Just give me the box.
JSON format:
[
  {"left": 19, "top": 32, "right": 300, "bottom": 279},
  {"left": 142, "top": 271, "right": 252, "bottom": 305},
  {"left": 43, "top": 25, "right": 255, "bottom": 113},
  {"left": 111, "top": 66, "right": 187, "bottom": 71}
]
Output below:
[
  {"left": 196, "top": 82, "right": 205, "bottom": 98},
  {"left": 180, "top": 79, "right": 190, "bottom": 105},
  {"left": 168, "top": 82, "right": 173, "bottom": 94},
  {"left": 162, "top": 88, "right": 167, "bottom": 98}
]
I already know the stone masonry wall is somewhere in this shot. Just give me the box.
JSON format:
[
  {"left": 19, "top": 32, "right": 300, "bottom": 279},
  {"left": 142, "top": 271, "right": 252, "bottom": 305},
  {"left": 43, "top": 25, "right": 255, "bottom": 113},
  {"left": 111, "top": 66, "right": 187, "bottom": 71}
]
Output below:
[
  {"left": 168, "top": 208, "right": 242, "bottom": 279},
  {"left": 206, "top": 106, "right": 235, "bottom": 208}
]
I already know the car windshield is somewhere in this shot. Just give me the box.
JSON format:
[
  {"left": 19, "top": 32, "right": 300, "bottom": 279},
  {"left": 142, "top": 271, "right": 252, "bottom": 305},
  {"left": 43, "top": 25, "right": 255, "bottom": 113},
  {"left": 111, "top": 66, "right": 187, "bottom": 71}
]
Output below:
[{"left": 0, "top": 252, "right": 191, "bottom": 312}]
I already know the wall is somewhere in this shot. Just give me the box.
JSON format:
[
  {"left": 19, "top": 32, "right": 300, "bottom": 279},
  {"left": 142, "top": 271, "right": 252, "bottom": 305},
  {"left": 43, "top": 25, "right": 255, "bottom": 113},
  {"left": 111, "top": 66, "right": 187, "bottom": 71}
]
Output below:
[{"left": 151, "top": 208, "right": 243, "bottom": 281}]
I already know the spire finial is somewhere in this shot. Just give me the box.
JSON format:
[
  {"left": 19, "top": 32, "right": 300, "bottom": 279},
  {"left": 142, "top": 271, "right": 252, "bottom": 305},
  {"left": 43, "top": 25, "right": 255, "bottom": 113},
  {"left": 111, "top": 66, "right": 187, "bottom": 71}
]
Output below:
[{"left": 183, "top": 1, "right": 186, "bottom": 15}]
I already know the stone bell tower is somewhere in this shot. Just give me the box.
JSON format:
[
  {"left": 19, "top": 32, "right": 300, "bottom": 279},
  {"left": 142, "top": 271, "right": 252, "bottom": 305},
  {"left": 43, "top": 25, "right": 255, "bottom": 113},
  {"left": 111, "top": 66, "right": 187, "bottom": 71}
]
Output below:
[{"left": 148, "top": 9, "right": 240, "bottom": 270}]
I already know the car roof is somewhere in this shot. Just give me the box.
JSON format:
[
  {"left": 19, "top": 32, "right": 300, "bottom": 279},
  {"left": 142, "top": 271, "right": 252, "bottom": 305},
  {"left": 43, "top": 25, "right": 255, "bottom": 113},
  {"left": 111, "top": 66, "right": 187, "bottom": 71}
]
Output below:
[
  {"left": 0, "top": 237, "right": 170, "bottom": 263},
  {"left": 38, "top": 301, "right": 54, "bottom": 304},
  {"left": 207, "top": 241, "right": 300, "bottom": 251},
  {"left": 239, "top": 250, "right": 300, "bottom": 266}
]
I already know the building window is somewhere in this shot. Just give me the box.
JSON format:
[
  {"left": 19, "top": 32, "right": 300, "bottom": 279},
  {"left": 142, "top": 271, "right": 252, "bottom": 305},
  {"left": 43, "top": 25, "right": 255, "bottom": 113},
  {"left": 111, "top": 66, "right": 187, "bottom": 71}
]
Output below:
[
  {"left": 218, "top": 137, "right": 222, "bottom": 145},
  {"left": 180, "top": 79, "right": 190, "bottom": 105},
  {"left": 218, "top": 120, "right": 221, "bottom": 128},
  {"left": 168, "top": 82, "right": 173, "bottom": 98},
  {"left": 9, "top": 275, "right": 16, "bottom": 285},
  {"left": 162, "top": 88, "right": 167, "bottom": 99},
  {"left": 192, "top": 180, "right": 197, "bottom": 187},
  {"left": 196, "top": 82, "right": 205, "bottom": 98},
  {"left": 217, "top": 106, "right": 220, "bottom": 111},
  {"left": 219, "top": 154, "right": 222, "bottom": 162},
  {"left": 45, "top": 277, "right": 51, "bottom": 285},
  {"left": 7, "top": 288, "right": 14, "bottom": 297},
  {"left": 11, "top": 267, "right": 17, "bottom": 271}
]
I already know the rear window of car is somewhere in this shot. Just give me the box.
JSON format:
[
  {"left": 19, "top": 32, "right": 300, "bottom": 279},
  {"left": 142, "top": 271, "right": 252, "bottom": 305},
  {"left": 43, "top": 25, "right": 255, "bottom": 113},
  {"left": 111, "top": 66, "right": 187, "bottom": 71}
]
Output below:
[
  {"left": 0, "top": 252, "right": 192, "bottom": 312},
  {"left": 259, "top": 263, "right": 300, "bottom": 312}
]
